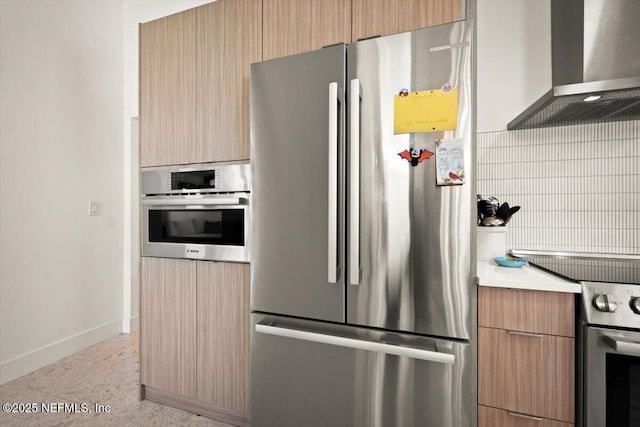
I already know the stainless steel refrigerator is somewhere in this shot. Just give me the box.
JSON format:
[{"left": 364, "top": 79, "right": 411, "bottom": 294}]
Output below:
[{"left": 250, "top": 20, "right": 476, "bottom": 427}]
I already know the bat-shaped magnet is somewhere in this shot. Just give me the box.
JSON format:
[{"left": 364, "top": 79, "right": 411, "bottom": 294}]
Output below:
[{"left": 398, "top": 148, "right": 433, "bottom": 166}]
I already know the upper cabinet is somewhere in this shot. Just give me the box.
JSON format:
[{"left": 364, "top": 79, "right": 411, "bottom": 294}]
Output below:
[
  {"left": 352, "top": 0, "right": 465, "bottom": 41},
  {"left": 263, "top": 0, "right": 351, "bottom": 60},
  {"left": 197, "top": 0, "right": 261, "bottom": 163},
  {"left": 140, "top": 9, "right": 197, "bottom": 167},
  {"left": 140, "top": 0, "right": 261, "bottom": 167},
  {"left": 140, "top": 0, "right": 464, "bottom": 167}
]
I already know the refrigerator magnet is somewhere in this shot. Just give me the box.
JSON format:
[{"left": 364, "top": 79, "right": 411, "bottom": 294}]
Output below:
[
  {"left": 436, "top": 138, "right": 465, "bottom": 185},
  {"left": 398, "top": 148, "right": 433, "bottom": 167}
]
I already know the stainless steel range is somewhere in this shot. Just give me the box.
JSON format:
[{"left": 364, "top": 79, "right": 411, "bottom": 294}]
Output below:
[
  {"left": 579, "top": 281, "right": 640, "bottom": 427},
  {"left": 512, "top": 250, "right": 640, "bottom": 427}
]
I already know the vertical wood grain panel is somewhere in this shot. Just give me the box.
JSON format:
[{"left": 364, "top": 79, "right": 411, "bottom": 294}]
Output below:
[
  {"left": 478, "top": 287, "right": 575, "bottom": 337},
  {"left": 140, "top": 10, "right": 197, "bottom": 167},
  {"left": 196, "top": 0, "right": 262, "bottom": 163},
  {"left": 478, "top": 327, "right": 575, "bottom": 423},
  {"left": 141, "top": 258, "right": 196, "bottom": 398},
  {"left": 196, "top": 262, "right": 250, "bottom": 415},
  {"left": 479, "top": 405, "right": 574, "bottom": 427},
  {"left": 352, "top": 0, "right": 464, "bottom": 41},
  {"left": 263, "top": 0, "right": 351, "bottom": 60}
]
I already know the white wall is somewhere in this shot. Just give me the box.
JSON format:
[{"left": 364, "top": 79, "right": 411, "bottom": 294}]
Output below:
[
  {"left": 0, "top": 0, "right": 124, "bottom": 384},
  {"left": 477, "top": 0, "right": 552, "bottom": 132},
  {"left": 121, "top": 0, "right": 214, "bottom": 334}
]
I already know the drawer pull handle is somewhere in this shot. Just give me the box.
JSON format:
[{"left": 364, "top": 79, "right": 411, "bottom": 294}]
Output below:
[
  {"left": 508, "top": 411, "right": 543, "bottom": 421},
  {"left": 507, "top": 330, "right": 543, "bottom": 338}
]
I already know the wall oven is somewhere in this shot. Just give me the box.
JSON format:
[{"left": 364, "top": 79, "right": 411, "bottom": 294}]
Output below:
[
  {"left": 141, "top": 162, "right": 250, "bottom": 262},
  {"left": 580, "top": 281, "right": 640, "bottom": 427}
]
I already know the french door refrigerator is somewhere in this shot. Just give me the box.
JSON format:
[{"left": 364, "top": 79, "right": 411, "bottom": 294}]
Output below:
[{"left": 250, "top": 20, "right": 475, "bottom": 427}]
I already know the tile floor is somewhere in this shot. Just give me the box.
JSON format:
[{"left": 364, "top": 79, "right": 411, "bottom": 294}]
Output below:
[{"left": 0, "top": 332, "right": 232, "bottom": 427}]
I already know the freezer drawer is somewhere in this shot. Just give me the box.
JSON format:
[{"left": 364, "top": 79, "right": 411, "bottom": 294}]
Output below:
[{"left": 251, "top": 314, "right": 476, "bottom": 427}]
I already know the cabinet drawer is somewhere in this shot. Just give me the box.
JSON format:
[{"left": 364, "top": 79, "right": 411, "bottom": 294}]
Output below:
[
  {"left": 478, "top": 327, "right": 574, "bottom": 423},
  {"left": 479, "top": 287, "right": 574, "bottom": 337},
  {"left": 479, "top": 405, "right": 573, "bottom": 427}
]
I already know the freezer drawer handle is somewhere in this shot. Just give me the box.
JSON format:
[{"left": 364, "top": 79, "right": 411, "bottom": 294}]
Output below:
[
  {"left": 602, "top": 335, "right": 640, "bottom": 356},
  {"left": 255, "top": 324, "right": 455, "bottom": 364},
  {"left": 349, "top": 79, "right": 361, "bottom": 286},
  {"left": 328, "top": 82, "right": 339, "bottom": 284}
]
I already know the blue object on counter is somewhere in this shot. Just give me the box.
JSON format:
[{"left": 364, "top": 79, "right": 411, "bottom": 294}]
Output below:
[{"left": 493, "top": 256, "right": 529, "bottom": 268}]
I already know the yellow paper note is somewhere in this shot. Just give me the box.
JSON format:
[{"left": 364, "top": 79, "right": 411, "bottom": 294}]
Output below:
[{"left": 394, "top": 88, "right": 458, "bottom": 134}]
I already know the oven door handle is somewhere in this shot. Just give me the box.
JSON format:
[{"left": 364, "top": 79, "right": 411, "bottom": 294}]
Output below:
[
  {"left": 602, "top": 335, "right": 640, "bottom": 356},
  {"left": 142, "top": 197, "right": 247, "bottom": 206}
]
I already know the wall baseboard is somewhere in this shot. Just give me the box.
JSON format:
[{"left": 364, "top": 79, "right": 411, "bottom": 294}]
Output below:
[
  {"left": 122, "top": 315, "right": 139, "bottom": 334},
  {"left": 0, "top": 318, "right": 122, "bottom": 385}
]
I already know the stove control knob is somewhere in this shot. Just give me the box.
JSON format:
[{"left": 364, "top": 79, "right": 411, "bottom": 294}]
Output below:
[
  {"left": 592, "top": 294, "right": 619, "bottom": 313},
  {"left": 631, "top": 297, "right": 640, "bottom": 315}
]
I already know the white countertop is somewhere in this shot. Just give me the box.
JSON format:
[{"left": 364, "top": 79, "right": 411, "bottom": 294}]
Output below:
[{"left": 477, "top": 260, "right": 582, "bottom": 293}]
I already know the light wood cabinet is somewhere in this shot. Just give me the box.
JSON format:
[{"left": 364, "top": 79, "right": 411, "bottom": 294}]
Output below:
[
  {"left": 478, "top": 287, "right": 575, "bottom": 425},
  {"left": 196, "top": 0, "right": 261, "bottom": 162},
  {"left": 196, "top": 261, "right": 250, "bottom": 415},
  {"left": 263, "top": 0, "right": 351, "bottom": 60},
  {"left": 140, "top": 0, "right": 261, "bottom": 167},
  {"left": 140, "top": 10, "right": 197, "bottom": 167},
  {"left": 479, "top": 286, "right": 575, "bottom": 337},
  {"left": 351, "top": 0, "right": 464, "bottom": 42},
  {"left": 478, "top": 327, "right": 575, "bottom": 423},
  {"left": 479, "top": 406, "right": 573, "bottom": 427},
  {"left": 141, "top": 258, "right": 250, "bottom": 424},
  {"left": 141, "top": 257, "right": 197, "bottom": 398}
]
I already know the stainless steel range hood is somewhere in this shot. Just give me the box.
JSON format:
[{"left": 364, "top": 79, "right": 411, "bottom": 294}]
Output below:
[{"left": 508, "top": 0, "right": 640, "bottom": 130}]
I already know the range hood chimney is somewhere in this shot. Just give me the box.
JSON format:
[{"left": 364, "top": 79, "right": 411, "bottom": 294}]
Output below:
[{"left": 508, "top": 0, "right": 640, "bottom": 130}]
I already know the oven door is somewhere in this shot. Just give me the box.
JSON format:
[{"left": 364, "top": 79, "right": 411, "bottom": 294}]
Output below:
[
  {"left": 584, "top": 326, "right": 640, "bottom": 427},
  {"left": 142, "top": 194, "right": 250, "bottom": 262}
]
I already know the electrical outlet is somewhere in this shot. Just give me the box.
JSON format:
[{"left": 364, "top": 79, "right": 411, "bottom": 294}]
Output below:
[{"left": 88, "top": 201, "right": 101, "bottom": 216}]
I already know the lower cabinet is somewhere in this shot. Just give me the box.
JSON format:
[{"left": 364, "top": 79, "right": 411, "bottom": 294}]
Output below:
[
  {"left": 141, "top": 258, "right": 197, "bottom": 398},
  {"left": 196, "top": 261, "right": 250, "bottom": 415},
  {"left": 479, "top": 406, "right": 573, "bottom": 427},
  {"left": 141, "top": 257, "right": 250, "bottom": 425},
  {"left": 478, "top": 286, "right": 575, "bottom": 426}
]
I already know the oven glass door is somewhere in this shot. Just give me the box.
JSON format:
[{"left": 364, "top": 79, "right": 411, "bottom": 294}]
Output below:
[
  {"left": 148, "top": 208, "right": 244, "bottom": 246},
  {"left": 586, "top": 326, "right": 640, "bottom": 427},
  {"left": 607, "top": 352, "right": 640, "bottom": 426}
]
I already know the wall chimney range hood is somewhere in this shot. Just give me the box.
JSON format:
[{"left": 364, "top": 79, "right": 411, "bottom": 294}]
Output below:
[{"left": 508, "top": 0, "right": 640, "bottom": 130}]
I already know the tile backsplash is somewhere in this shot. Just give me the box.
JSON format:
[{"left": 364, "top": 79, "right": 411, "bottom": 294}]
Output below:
[{"left": 477, "top": 120, "right": 639, "bottom": 281}]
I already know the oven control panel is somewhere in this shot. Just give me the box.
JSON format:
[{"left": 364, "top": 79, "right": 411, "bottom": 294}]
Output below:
[{"left": 582, "top": 281, "right": 640, "bottom": 329}]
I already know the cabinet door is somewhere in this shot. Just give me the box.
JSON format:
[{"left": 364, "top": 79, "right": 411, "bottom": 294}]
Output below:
[
  {"left": 479, "top": 405, "right": 573, "bottom": 427},
  {"left": 196, "top": 0, "right": 261, "bottom": 163},
  {"left": 478, "top": 327, "right": 575, "bottom": 423},
  {"left": 140, "top": 10, "right": 197, "bottom": 167},
  {"left": 263, "top": 0, "right": 351, "bottom": 60},
  {"left": 352, "top": 0, "right": 464, "bottom": 41},
  {"left": 141, "top": 257, "right": 197, "bottom": 398},
  {"left": 479, "top": 287, "right": 575, "bottom": 337},
  {"left": 196, "top": 261, "right": 250, "bottom": 415}
]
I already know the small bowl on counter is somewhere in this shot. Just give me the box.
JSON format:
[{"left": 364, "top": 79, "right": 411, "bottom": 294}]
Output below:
[{"left": 493, "top": 256, "right": 529, "bottom": 268}]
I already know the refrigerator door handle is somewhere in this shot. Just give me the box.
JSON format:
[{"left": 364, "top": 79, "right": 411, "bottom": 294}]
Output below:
[
  {"left": 255, "top": 323, "right": 455, "bottom": 364},
  {"left": 349, "top": 79, "right": 361, "bottom": 286},
  {"left": 328, "top": 82, "right": 339, "bottom": 284}
]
